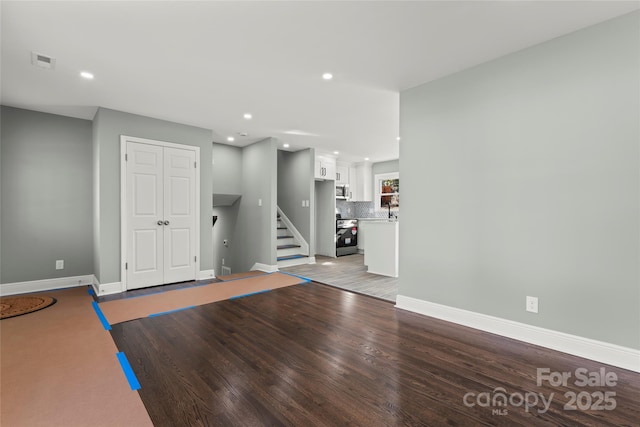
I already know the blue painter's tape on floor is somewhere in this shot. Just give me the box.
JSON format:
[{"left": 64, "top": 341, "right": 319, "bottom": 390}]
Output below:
[
  {"left": 87, "top": 287, "right": 95, "bottom": 296},
  {"left": 91, "top": 301, "right": 111, "bottom": 331},
  {"left": 229, "top": 289, "right": 271, "bottom": 300},
  {"left": 278, "top": 271, "right": 312, "bottom": 283},
  {"left": 116, "top": 352, "right": 141, "bottom": 391},
  {"left": 148, "top": 305, "right": 196, "bottom": 317}
]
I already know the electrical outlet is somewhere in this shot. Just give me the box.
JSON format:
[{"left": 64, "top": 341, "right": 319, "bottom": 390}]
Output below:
[
  {"left": 258, "top": 198, "right": 262, "bottom": 206},
  {"left": 223, "top": 239, "right": 228, "bottom": 247},
  {"left": 222, "top": 258, "right": 225, "bottom": 265},
  {"left": 56, "top": 260, "right": 64, "bottom": 270},
  {"left": 526, "top": 296, "right": 538, "bottom": 313}
]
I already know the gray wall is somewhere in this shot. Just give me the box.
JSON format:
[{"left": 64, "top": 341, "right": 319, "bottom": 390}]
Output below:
[
  {"left": 230, "top": 138, "right": 277, "bottom": 272},
  {"left": 212, "top": 203, "right": 240, "bottom": 276},
  {"left": 92, "top": 109, "right": 102, "bottom": 280},
  {"left": 372, "top": 159, "right": 399, "bottom": 176},
  {"left": 0, "top": 107, "right": 3, "bottom": 281},
  {"left": 1, "top": 106, "right": 93, "bottom": 283},
  {"left": 399, "top": 12, "right": 639, "bottom": 349},
  {"left": 212, "top": 143, "right": 243, "bottom": 195},
  {"left": 277, "top": 149, "right": 313, "bottom": 243},
  {"left": 314, "top": 180, "right": 336, "bottom": 257},
  {"left": 211, "top": 143, "right": 243, "bottom": 275},
  {"left": 93, "top": 107, "right": 213, "bottom": 284}
]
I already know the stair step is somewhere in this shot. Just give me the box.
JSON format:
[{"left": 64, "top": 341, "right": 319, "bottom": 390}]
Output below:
[
  {"left": 277, "top": 235, "right": 293, "bottom": 239},
  {"left": 277, "top": 227, "right": 287, "bottom": 230},
  {"left": 277, "top": 254, "right": 305, "bottom": 261},
  {"left": 277, "top": 244, "right": 301, "bottom": 250},
  {"left": 277, "top": 254, "right": 311, "bottom": 268}
]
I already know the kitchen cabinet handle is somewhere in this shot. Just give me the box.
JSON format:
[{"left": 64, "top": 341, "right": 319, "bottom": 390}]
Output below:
[
  {"left": 157, "top": 220, "right": 163, "bottom": 226},
  {"left": 164, "top": 220, "right": 170, "bottom": 226}
]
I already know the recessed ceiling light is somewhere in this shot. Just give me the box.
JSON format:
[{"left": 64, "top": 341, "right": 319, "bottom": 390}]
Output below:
[
  {"left": 364, "top": 157, "right": 370, "bottom": 161},
  {"left": 227, "top": 136, "right": 235, "bottom": 142},
  {"left": 243, "top": 113, "right": 252, "bottom": 120},
  {"left": 80, "top": 71, "right": 94, "bottom": 80},
  {"left": 322, "top": 73, "right": 333, "bottom": 80},
  {"left": 333, "top": 151, "right": 339, "bottom": 155},
  {"left": 283, "top": 143, "right": 290, "bottom": 148},
  {"left": 396, "top": 136, "right": 401, "bottom": 141}
]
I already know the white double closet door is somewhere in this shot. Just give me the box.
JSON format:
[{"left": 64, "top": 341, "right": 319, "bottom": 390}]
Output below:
[{"left": 125, "top": 139, "right": 198, "bottom": 290}]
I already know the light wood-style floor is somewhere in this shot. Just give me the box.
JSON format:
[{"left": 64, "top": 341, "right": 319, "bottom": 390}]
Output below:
[{"left": 282, "top": 254, "right": 399, "bottom": 301}]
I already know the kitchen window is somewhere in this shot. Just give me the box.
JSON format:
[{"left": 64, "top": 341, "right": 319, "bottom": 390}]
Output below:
[{"left": 375, "top": 172, "right": 399, "bottom": 213}]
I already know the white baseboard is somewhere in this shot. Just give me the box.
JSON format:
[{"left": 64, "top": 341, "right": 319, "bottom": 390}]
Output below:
[
  {"left": 0, "top": 275, "right": 93, "bottom": 296},
  {"left": 198, "top": 269, "right": 215, "bottom": 280},
  {"left": 395, "top": 295, "right": 640, "bottom": 373},
  {"left": 252, "top": 262, "right": 279, "bottom": 273},
  {"left": 308, "top": 256, "right": 316, "bottom": 264},
  {"left": 92, "top": 277, "right": 123, "bottom": 296}
]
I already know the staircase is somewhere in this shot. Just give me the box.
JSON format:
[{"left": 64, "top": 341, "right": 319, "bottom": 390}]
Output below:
[{"left": 276, "top": 212, "right": 311, "bottom": 268}]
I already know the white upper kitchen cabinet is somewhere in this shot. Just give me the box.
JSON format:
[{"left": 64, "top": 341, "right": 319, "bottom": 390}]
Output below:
[
  {"left": 350, "top": 162, "right": 372, "bottom": 201},
  {"left": 336, "top": 163, "right": 350, "bottom": 186},
  {"left": 315, "top": 155, "right": 336, "bottom": 180}
]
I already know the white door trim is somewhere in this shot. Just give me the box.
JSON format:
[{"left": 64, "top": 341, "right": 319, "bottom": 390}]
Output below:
[{"left": 120, "top": 135, "right": 200, "bottom": 291}]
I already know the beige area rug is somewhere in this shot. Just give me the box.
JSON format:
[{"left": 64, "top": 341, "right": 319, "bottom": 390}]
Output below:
[
  {"left": 0, "top": 295, "right": 56, "bottom": 319},
  {"left": 217, "top": 270, "right": 268, "bottom": 281},
  {"left": 99, "top": 272, "right": 307, "bottom": 325},
  {"left": 0, "top": 287, "right": 153, "bottom": 427}
]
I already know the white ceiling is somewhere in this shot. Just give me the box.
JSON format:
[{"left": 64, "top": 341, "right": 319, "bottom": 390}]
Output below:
[{"left": 2, "top": 1, "right": 638, "bottom": 163}]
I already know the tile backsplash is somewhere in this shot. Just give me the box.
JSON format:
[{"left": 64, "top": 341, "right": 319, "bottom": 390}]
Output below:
[{"left": 336, "top": 200, "right": 398, "bottom": 219}]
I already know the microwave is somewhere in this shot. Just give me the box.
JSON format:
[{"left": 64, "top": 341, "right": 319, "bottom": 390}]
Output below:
[{"left": 336, "top": 185, "right": 349, "bottom": 199}]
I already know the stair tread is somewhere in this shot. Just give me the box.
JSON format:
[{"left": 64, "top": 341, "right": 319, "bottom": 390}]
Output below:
[
  {"left": 277, "top": 235, "right": 293, "bottom": 239},
  {"left": 277, "top": 227, "right": 287, "bottom": 230},
  {"left": 277, "top": 254, "right": 307, "bottom": 261},
  {"left": 277, "top": 244, "right": 301, "bottom": 249}
]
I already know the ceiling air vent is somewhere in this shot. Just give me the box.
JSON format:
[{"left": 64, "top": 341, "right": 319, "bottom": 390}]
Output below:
[{"left": 31, "top": 51, "right": 56, "bottom": 69}]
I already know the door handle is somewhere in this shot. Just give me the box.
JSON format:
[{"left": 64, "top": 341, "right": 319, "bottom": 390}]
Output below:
[
  {"left": 157, "top": 220, "right": 163, "bottom": 226},
  {"left": 164, "top": 220, "right": 170, "bottom": 226}
]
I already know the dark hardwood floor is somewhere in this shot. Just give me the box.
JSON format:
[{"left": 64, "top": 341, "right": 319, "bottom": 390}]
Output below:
[{"left": 110, "top": 283, "right": 640, "bottom": 426}]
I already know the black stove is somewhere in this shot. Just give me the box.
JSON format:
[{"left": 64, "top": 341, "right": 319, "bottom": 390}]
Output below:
[{"left": 336, "top": 217, "right": 358, "bottom": 256}]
